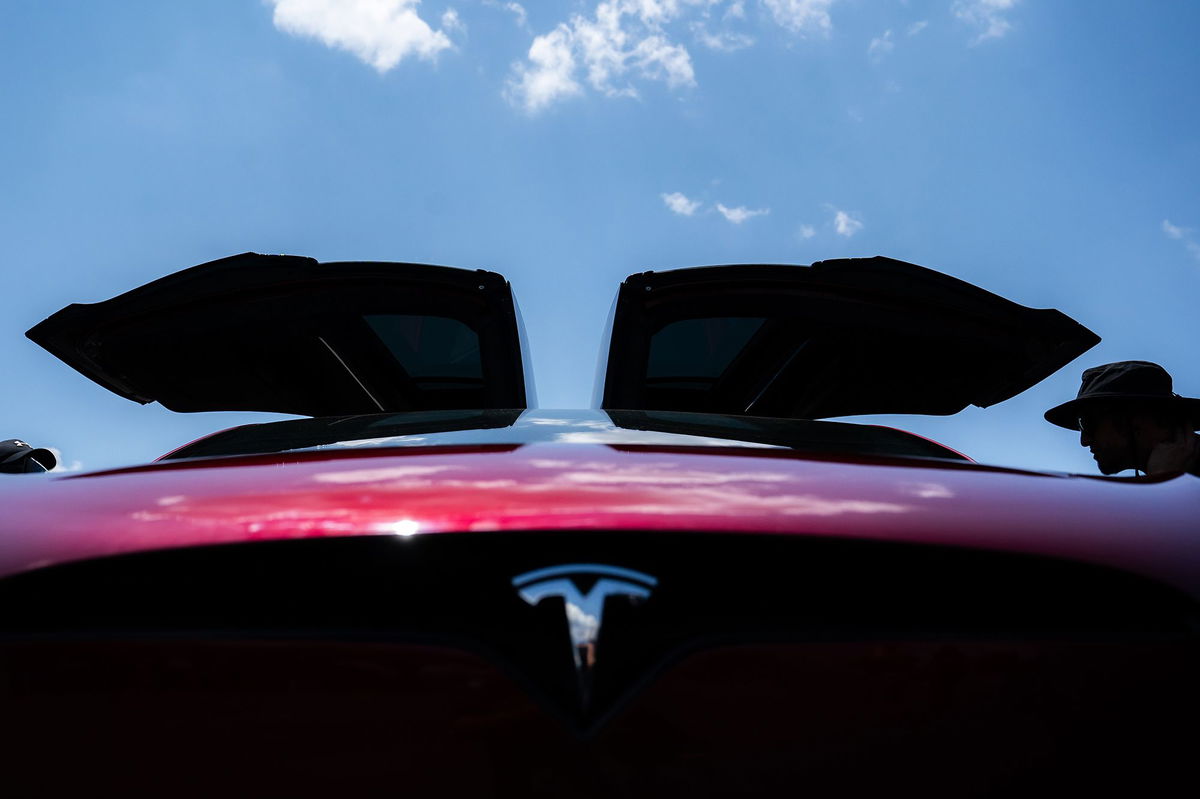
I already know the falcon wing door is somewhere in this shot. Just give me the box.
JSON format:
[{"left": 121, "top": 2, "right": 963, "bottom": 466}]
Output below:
[
  {"left": 597, "top": 257, "right": 1098, "bottom": 419},
  {"left": 28, "top": 252, "right": 534, "bottom": 416}
]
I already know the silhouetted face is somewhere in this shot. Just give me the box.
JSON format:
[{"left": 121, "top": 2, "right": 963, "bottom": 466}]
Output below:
[
  {"left": 1077, "top": 407, "right": 1186, "bottom": 475},
  {"left": 1078, "top": 413, "right": 1137, "bottom": 475}
]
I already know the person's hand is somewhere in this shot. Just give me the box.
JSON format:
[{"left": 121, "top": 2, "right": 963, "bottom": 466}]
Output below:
[{"left": 1147, "top": 428, "right": 1199, "bottom": 474}]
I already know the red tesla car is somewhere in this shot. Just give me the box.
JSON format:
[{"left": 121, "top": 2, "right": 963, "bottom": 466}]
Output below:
[{"left": 1, "top": 253, "right": 1196, "bottom": 797}]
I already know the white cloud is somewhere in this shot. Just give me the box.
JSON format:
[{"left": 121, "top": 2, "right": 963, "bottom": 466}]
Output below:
[
  {"left": 798, "top": 224, "right": 816, "bottom": 239},
  {"left": 441, "top": 8, "right": 464, "bottom": 34},
  {"left": 662, "top": 191, "right": 703, "bottom": 215},
  {"left": 45, "top": 447, "right": 83, "bottom": 473},
  {"left": 1163, "top": 219, "right": 1200, "bottom": 263},
  {"left": 483, "top": 0, "right": 529, "bottom": 29},
  {"left": 1163, "top": 219, "right": 1188, "bottom": 240},
  {"left": 833, "top": 209, "right": 863, "bottom": 236},
  {"left": 510, "top": 2, "right": 530, "bottom": 29},
  {"left": 268, "top": 0, "right": 453, "bottom": 72},
  {"left": 505, "top": 25, "right": 582, "bottom": 112},
  {"left": 907, "top": 20, "right": 928, "bottom": 36},
  {"left": 761, "top": 0, "right": 836, "bottom": 36},
  {"left": 631, "top": 34, "right": 696, "bottom": 87},
  {"left": 504, "top": 0, "right": 867, "bottom": 111},
  {"left": 717, "top": 203, "right": 769, "bottom": 223},
  {"left": 692, "top": 23, "right": 755, "bottom": 52},
  {"left": 505, "top": 1, "right": 700, "bottom": 111},
  {"left": 952, "top": 0, "right": 1019, "bottom": 44},
  {"left": 868, "top": 29, "right": 894, "bottom": 60}
]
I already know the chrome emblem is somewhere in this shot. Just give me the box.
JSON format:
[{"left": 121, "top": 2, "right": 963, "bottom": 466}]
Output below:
[{"left": 512, "top": 563, "right": 657, "bottom": 706}]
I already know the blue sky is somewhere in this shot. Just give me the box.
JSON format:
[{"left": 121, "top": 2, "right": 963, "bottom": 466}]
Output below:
[{"left": 2, "top": 0, "right": 1198, "bottom": 473}]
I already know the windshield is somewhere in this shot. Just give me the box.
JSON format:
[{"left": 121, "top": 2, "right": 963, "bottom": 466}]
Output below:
[{"left": 162, "top": 409, "right": 969, "bottom": 462}]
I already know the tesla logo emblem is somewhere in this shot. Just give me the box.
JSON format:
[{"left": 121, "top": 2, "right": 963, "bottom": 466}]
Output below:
[{"left": 512, "top": 563, "right": 657, "bottom": 706}]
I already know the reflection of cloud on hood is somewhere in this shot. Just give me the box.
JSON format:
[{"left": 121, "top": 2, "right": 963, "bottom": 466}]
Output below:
[
  {"left": 556, "top": 462, "right": 793, "bottom": 485},
  {"left": 528, "top": 459, "right": 575, "bottom": 468},
  {"left": 491, "top": 455, "right": 914, "bottom": 519},
  {"left": 903, "top": 481, "right": 955, "bottom": 499},
  {"left": 780, "top": 497, "right": 908, "bottom": 516},
  {"left": 313, "top": 465, "right": 461, "bottom": 483},
  {"left": 524, "top": 416, "right": 582, "bottom": 426},
  {"left": 551, "top": 430, "right": 776, "bottom": 447},
  {"left": 600, "top": 487, "right": 908, "bottom": 517},
  {"left": 268, "top": 0, "right": 454, "bottom": 72}
]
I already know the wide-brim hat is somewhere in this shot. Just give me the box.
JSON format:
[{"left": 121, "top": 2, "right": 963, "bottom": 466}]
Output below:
[
  {"left": 0, "top": 439, "right": 57, "bottom": 473},
  {"left": 1045, "top": 360, "right": 1200, "bottom": 431}
]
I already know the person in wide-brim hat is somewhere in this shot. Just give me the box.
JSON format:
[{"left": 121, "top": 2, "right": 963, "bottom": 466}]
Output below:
[
  {"left": 1045, "top": 360, "right": 1200, "bottom": 476},
  {"left": 0, "top": 439, "right": 56, "bottom": 474}
]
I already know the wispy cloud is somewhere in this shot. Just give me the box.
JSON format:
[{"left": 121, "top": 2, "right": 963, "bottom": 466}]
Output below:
[
  {"left": 952, "top": 0, "right": 1019, "bottom": 44},
  {"left": 692, "top": 23, "right": 755, "bottom": 52},
  {"left": 505, "top": 1, "right": 697, "bottom": 112},
  {"left": 503, "top": 0, "right": 859, "bottom": 111},
  {"left": 662, "top": 191, "right": 702, "bottom": 216},
  {"left": 1163, "top": 219, "right": 1189, "bottom": 240},
  {"left": 798, "top": 224, "right": 816, "bottom": 239},
  {"left": 505, "top": 25, "right": 582, "bottom": 112},
  {"left": 46, "top": 447, "right": 83, "bottom": 473},
  {"left": 441, "top": 9, "right": 465, "bottom": 34},
  {"left": 762, "top": 0, "right": 837, "bottom": 37},
  {"left": 1163, "top": 219, "right": 1200, "bottom": 263},
  {"left": 907, "top": 20, "right": 928, "bottom": 36},
  {"left": 868, "top": 29, "right": 894, "bottom": 61},
  {"left": 268, "top": 0, "right": 454, "bottom": 72},
  {"left": 484, "top": 0, "right": 529, "bottom": 30},
  {"left": 717, "top": 203, "right": 770, "bottom": 224},
  {"left": 832, "top": 208, "right": 863, "bottom": 236}
]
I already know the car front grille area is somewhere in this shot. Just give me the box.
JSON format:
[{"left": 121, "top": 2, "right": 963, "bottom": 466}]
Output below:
[{"left": 1, "top": 532, "right": 1197, "bottom": 796}]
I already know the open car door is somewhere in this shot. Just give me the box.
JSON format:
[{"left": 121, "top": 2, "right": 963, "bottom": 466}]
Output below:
[
  {"left": 28, "top": 252, "right": 534, "bottom": 416},
  {"left": 597, "top": 257, "right": 1099, "bottom": 419}
]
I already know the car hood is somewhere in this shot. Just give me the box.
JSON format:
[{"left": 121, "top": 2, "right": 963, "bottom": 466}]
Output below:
[
  {"left": 26, "top": 252, "right": 534, "bottom": 416},
  {"left": 597, "top": 257, "right": 1100, "bottom": 419},
  {"left": 0, "top": 442, "right": 1196, "bottom": 600}
]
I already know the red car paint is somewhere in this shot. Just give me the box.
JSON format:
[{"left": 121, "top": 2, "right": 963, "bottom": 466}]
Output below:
[{"left": 3, "top": 442, "right": 1197, "bottom": 596}]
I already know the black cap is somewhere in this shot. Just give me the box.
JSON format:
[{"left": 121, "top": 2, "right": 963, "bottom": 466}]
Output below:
[
  {"left": 0, "top": 440, "right": 57, "bottom": 473},
  {"left": 1044, "top": 361, "right": 1200, "bottom": 431}
]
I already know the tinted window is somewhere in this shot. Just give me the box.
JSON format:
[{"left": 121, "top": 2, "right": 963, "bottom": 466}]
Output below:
[
  {"left": 647, "top": 317, "right": 764, "bottom": 382},
  {"left": 366, "top": 315, "right": 482, "bottom": 381}
]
